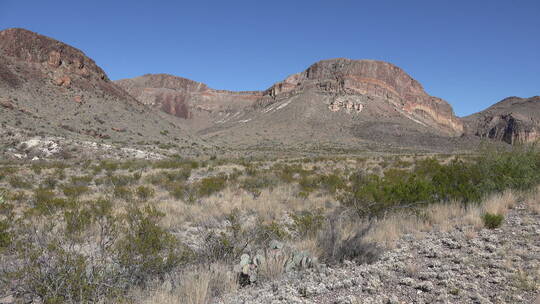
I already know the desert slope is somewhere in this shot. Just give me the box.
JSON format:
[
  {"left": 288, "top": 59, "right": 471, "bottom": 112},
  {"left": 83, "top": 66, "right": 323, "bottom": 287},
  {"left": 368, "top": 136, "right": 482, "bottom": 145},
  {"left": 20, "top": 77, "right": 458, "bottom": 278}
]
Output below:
[
  {"left": 0, "top": 28, "right": 205, "bottom": 155},
  {"left": 120, "top": 59, "right": 468, "bottom": 152}
]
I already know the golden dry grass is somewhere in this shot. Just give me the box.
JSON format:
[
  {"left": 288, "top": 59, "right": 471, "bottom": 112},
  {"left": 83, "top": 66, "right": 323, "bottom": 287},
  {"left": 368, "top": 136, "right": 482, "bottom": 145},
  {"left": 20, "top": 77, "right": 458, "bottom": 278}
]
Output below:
[
  {"left": 364, "top": 189, "right": 520, "bottom": 249},
  {"left": 137, "top": 264, "right": 237, "bottom": 304},
  {"left": 526, "top": 186, "right": 540, "bottom": 215},
  {"left": 258, "top": 249, "right": 290, "bottom": 281},
  {"left": 157, "top": 184, "right": 336, "bottom": 229},
  {"left": 482, "top": 190, "right": 517, "bottom": 215}
]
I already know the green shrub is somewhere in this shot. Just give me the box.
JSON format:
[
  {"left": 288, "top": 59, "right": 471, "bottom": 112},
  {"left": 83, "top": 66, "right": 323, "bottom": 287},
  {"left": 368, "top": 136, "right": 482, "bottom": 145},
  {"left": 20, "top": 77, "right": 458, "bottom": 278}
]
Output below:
[
  {"left": 342, "top": 148, "right": 540, "bottom": 218},
  {"left": 318, "top": 173, "right": 347, "bottom": 194},
  {"left": 62, "top": 184, "right": 90, "bottom": 199},
  {"left": 197, "top": 174, "right": 228, "bottom": 197},
  {"left": 8, "top": 191, "right": 27, "bottom": 203},
  {"left": 31, "top": 163, "right": 44, "bottom": 175},
  {"left": 41, "top": 176, "right": 58, "bottom": 189},
  {"left": 135, "top": 185, "right": 155, "bottom": 200},
  {"left": 70, "top": 175, "right": 94, "bottom": 187},
  {"left": 0, "top": 220, "right": 10, "bottom": 250},
  {"left": 240, "top": 174, "right": 279, "bottom": 197},
  {"left": 0, "top": 192, "right": 11, "bottom": 250},
  {"left": 289, "top": 209, "right": 324, "bottom": 237},
  {"left": 113, "top": 186, "right": 133, "bottom": 200},
  {"left": 116, "top": 205, "right": 191, "bottom": 283},
  {"left": 482, "top": 212, "right": 504, "bottom": 229},
  {"left": 0, "top": 166, "right": 18, "bottom": 181},
  {"left": 64, "top": 208, "right": 93, "bottom": 240},
  {"left": 99, "top": 160, "right": 120, "bottom": 172},
  {"left": 255, "top": 221, "right": 290, "bottom": 244},
  {"left": 34, "top": 188, "right": 69, "bottom": 214},
  {"left": 109, "top": 174, "right": 136, "bottom": 187},
  {"left": 152, "top": 158, "right": 198, "bottom": 170},
  {"left": 8, "top": 175, "right": 33, "bottom": 189},
  {"left": 53, "top": 168, "right": 66, "bottom": 181}
]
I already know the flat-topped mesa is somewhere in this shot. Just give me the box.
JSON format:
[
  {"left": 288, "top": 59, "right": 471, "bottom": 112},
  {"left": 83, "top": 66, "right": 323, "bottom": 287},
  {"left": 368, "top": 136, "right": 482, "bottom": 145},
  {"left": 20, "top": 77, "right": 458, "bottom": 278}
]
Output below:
[
  {"left": 0, "top": 28, "right": 130, "bottom": 100},
  {"left": 262, "top": 58, "right": 464, "bottom": 136}
]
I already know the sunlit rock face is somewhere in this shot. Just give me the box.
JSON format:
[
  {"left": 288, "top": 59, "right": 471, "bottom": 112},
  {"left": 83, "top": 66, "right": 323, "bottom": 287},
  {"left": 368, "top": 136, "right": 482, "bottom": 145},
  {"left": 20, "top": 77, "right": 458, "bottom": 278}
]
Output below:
[
  {"left": 259, "top": 58, "right": 463, "bottom": 136},
  {"left": 463, "top": 96, "right": 540, "bottom": 144}
]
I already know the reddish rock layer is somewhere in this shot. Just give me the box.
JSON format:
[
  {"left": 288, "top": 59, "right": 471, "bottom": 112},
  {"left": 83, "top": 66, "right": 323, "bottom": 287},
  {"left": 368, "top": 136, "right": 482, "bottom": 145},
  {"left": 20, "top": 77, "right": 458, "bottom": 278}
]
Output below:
[
  {"left": 0, "top": 28, "right": 131, "bottom": 100},
  {"left": 116, "top": 74, "right": 262, "bottom": 120},
  {"left": 262, "top": 58, "right": 463, "bottom": 136}
]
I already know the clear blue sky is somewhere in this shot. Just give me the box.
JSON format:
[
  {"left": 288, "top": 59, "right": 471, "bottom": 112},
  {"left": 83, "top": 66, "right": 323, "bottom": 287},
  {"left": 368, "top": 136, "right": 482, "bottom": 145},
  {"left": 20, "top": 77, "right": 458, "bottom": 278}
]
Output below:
[{"left": 1, "top": 0, "right": 539, "bottom": 116}]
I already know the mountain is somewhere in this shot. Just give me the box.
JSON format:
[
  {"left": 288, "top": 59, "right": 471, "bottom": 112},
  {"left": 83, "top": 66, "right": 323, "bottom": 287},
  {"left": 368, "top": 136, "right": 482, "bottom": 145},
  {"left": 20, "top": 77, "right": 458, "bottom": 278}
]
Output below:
[
  {"left": 463, "top": 96, "right": 540, "bottom": 144},
  {"left": 115, "top": 74, "right": 262, "bottom": 131},
  {"left": 0, "top": 28, "right": 205, "bottom": 155},
  {"left": 119, "top": 58, "right": 466, "bottom": 152}
]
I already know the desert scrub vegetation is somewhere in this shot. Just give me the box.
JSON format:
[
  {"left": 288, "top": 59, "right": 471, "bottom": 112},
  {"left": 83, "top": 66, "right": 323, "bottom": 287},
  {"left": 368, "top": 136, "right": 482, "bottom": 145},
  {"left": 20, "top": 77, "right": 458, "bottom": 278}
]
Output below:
[
  {"left": 0, "top": 195, "right": 192, "bottom": 303},
  {"left": 341, "top": 148, "right": 540, "bottom": 217},
  {"left": 1, "top": 149, "right": 539, "bottom": 303}
]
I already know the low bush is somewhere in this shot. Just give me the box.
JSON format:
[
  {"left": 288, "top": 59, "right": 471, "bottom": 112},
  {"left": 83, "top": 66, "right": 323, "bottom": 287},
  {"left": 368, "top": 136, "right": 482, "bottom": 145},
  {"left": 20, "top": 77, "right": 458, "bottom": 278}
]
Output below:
[
  {"left": 482, "top": 212, "right": 504, "bottom": 229},
  {"left": 8, "top": 175, "right": 33, "bottom": 189},
  {"left": 34, "top": 188, "right": 69, "bottom": 214},
  {"left": 342, "top": 148, "right": 540, "bottom": 218},
  {"left": 114, "top": 186, "right": 133, "bottom": 200},
  {"left": 136, "top": 185, "right": 155, "bottom": 200},
  {"left": 116, "top": 205, "right": 192, "bottom": 284},
  {"left": 289, "top": 209, "right": 324, "bottom": 237},
  {"left": 62, "top": 184, "right": 90, "bottom": 199},
  {"left": 240, "top": 174, "right": 279, "bottom": 197},
  {"left": 197, "top": 174, "right": 228, "bottom": 197}
]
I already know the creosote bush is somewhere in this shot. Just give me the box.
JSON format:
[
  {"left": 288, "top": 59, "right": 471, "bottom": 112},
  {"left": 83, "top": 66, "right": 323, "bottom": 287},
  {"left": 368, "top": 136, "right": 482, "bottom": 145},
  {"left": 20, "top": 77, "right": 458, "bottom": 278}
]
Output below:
[
  {"left": 482, "top": 212, "right": 504, "bottom": 229},
  {"left": 342, "top": 148, "right": 540, "bottom": 218},
  {"left": 2, "top": 194, "right": 192, "bottom": 303}
]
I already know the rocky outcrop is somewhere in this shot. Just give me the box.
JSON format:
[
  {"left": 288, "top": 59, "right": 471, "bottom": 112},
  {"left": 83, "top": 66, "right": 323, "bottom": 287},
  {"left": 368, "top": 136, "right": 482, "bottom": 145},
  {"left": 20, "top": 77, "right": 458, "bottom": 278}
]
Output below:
[
  {"left": 259, "top": 59, "right": 463, "bottom": 136},
  {"left": 119, "top": 59, "right": 464, "bottom": 137},
  {"left": 463, "top": 96, "right": 540, "bottom": 144},
  {"left": 115, "top": 74, "right": 262, "bottom": 127},
  {"left": 0, "top": 28, "right": 131, "bottom": 100}
]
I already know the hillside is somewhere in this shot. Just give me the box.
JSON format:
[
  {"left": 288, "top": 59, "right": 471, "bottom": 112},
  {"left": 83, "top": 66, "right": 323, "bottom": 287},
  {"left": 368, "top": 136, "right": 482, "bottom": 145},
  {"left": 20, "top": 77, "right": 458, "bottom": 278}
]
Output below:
[
  {"left": 119, "top": 59, "right": 476, "bottom": 153},
  {"left": 0, "top": 28, "right": 207, "bottom": 159},
  {"left": 463, "top": 96, "right": 540, "bottom": 144}
]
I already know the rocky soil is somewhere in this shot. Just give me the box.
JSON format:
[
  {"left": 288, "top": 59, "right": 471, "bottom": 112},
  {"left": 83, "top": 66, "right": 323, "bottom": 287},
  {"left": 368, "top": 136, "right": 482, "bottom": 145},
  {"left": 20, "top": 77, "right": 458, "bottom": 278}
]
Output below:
[{"left": 218, "top": 204, "right": 540, "bottom": 304}]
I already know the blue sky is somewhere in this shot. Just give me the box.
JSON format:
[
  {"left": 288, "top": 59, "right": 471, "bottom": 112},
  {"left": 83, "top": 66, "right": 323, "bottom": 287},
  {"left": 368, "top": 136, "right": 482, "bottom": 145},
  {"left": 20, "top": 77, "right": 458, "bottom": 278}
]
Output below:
[{"left": 1, "top": 0, "right": 539, "bottom": 116}]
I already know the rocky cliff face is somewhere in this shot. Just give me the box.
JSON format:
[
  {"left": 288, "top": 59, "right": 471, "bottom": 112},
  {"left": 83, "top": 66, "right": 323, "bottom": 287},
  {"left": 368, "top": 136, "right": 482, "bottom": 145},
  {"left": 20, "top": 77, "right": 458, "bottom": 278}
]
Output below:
[
  {"left": 116, "top": 74, "right": 262, "bottom": 125},
  {"left": 463, "top": 96, "right": 540, "bottom": 144},
  {"left": 0, "top": 28, "right": 130, "bottom": 100},
  {"left": 259, "top": 59, "right": 463, "bottom": 136},
  {"left": 119, "top": 59, "right": 464, "bottom": 138}
]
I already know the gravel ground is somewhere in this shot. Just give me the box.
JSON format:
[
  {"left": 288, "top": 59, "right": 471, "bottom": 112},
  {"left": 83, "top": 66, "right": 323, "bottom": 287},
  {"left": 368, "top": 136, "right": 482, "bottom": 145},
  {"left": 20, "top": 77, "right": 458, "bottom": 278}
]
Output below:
[{"left": 218, "top": 204, "right": 540, "bottom": 304}]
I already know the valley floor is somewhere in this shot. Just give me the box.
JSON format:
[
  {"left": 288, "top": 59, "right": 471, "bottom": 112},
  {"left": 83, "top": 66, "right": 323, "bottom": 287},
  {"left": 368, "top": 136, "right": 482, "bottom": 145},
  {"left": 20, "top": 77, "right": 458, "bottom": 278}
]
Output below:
[{"left": 217, "top": 201, "right": 540, "bottom": 304}]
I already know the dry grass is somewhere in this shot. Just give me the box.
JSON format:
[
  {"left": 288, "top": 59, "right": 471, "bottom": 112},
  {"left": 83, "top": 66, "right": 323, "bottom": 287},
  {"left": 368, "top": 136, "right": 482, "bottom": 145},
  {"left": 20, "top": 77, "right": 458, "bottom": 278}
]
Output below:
[
  {"left": 482, "top": 190, "right": 517, "bottom": 215},
  {"left": 137, "top": 264, "right": 238, "bottom": 304},
  {"left": 364, "top": 190, "right": 520, "bottom": 249},
  {"left": 158, "top": 184, "right": 335, "bottom": 229},
  {"left": 526, "top": 186, "right": 540, "bottom": 215},
  {"left": 404, "top": 261, "right": 420, "bottom": 277},
  {"left": 258, "top": 249, "right": 290, "bottom": 281},
  {"left": 292, "top": 236, "right": 323, "bottom": 261},
  {"left": 364, "top": 213, "right": 431, "bottom": 249}
]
